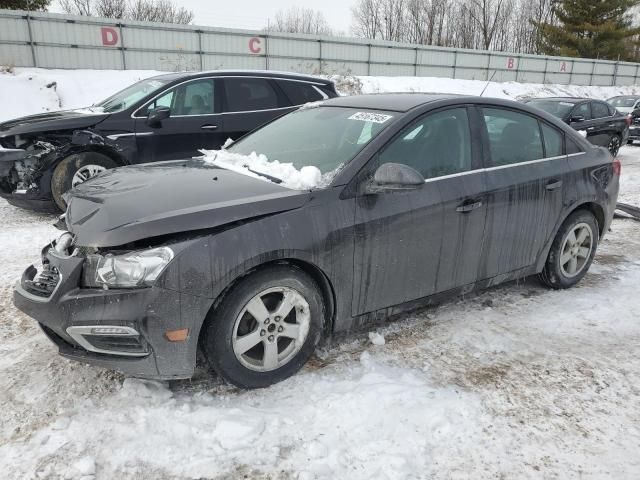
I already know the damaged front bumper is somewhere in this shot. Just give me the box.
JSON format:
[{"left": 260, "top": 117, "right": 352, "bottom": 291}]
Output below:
[
  {"left": 0, "top": 143, "right": 58, "bottom": 211},
  {"left": 13, "top": 239, "right": 209, "bottom": 380}
]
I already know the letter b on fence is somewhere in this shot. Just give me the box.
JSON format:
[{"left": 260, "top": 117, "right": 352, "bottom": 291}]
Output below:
[{"left": 101, "top": 27, "right": 119, "bottom": 46}]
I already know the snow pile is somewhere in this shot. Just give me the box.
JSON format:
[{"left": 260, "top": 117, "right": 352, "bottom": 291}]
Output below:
[
  {"left": 0, "top": 68, "right": 162, "bottom": 122},
  {"left": 0, "top": 351, "right": 483, "bottom": 479},
  {"left": 3, "top": 67, "right": 640, "bottom": 124},
  {"left": 200, "top": 149, "right": 330, "bottom": 190}
]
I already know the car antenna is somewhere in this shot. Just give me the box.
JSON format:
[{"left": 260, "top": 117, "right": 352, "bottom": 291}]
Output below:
[{"left": 480, "top": 70, "right": 497, "bottom": 97}]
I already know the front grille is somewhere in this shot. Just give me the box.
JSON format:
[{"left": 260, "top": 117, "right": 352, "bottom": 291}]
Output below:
[{"left": 23, "top": 265, "right": 60, "bottom": 298}]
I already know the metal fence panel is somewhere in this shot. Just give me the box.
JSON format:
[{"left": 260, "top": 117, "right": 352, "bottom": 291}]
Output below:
[{"left": 0, "top": 9, "right": 638, "bottom": 86}]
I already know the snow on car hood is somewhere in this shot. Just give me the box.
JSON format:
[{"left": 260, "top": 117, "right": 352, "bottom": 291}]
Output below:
[
  {"left": 65, "top": 159, "right": 310, "bottom": 247},
  {"left": 200, "top": 149, "right": 338, "bottom": 191}
]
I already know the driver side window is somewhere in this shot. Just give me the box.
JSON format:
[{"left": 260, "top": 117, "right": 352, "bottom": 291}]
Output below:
[
  {"left": 144, "top": 79, "right": 215, "bottom": 116},
  {"left": 572, "top": 102, "right": 592, "bottom": 120},
  {"left": 377, "top": 108, "right": 472, "bottom": 180}
]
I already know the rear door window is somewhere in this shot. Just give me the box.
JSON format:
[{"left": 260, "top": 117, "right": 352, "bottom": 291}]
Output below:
[
  {"left": 482, "top": 108, "right": 544, "bottom": 166},
  {"left": 540, "top": 123, "right": 564, "bottom": 157},
  {"left": 224, "top": 78, "right": 279, "bottom": 112},
  {"left": 592, "top": 102, "right": 610, "bottom": 119},
  {"left": 278, "top": 80, "right": 326, "bottom": 105}
]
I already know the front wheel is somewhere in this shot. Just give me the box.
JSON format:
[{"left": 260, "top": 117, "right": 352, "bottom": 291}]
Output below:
[
  {"left": 202, "top": 265, "right": 325, "bottom": 388},
  {"left": 539, "top": 210, "right": 598, "bottom": 289},
  {"left": 51, "top": 152, "right": 117, "bottom": 211},
  {"left": 608, "top": 134, "right": 621, "bottom": 157}
]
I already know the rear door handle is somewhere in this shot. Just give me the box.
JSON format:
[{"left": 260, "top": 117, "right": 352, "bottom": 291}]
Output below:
[
  {"left": 545, "top": 180, "right": 563, "bottom": 191},
  {"left": 201, "top": 124, "right": 218, "bottom": 130},
  {"left": 587, "top": 127, "right": 595, "bottom": 131},
  {"left": 456, "top": 200, "right": 483, "bottom": 213}
]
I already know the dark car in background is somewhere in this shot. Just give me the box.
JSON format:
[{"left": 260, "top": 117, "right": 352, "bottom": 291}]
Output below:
[
  {"left": 0, "top": 70, "right": 337, "bottom": 211},
  {"left": 608, "top": 95, "right": 640, "bottom": 144},
  {"left": 524, "top": 97, "right": 629, "bottom": 156},
  {"left": 14, "top": 94, "right": 619, "bottom": 388}
]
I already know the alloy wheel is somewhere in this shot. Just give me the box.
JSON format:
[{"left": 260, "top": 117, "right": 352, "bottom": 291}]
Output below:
[
  {"left": 559, "top": 222, "right": 593, "bottom": 278},
  {"left": 232, "top": 287, "right": 311, "bottom": 372},
  {"left": 71, "top": 164, "right": 107, "bottom": 187},
  {"left": 608, "top": 135, "right": 621, "bottom": 157}
]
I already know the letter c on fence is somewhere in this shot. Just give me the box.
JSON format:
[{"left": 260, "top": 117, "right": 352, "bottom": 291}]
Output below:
[
  {"left": 249, "top": 37, "right": 262, "bottom": 54},
  {"left": 101, "top": 27, "right": 119, "bottom": 46}
]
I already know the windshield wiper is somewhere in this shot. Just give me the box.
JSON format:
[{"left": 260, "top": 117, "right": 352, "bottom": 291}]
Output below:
[{"left": 244, "top": 165, "right": 283, "bottom": 184}]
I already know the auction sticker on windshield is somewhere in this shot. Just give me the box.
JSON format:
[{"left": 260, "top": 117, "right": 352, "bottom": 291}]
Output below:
[{"left": 348, "top": 112, "right": 393, "bottom": 123}]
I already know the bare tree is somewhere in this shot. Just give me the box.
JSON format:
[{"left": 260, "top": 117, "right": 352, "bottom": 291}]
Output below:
[
  {"left": 351, "top": 0, "right": 564, "bottom": 54},
  {"left": 351, "top": 0, "right": 383, "bottom": 38},
  {"left": 95, "top": 0, "right": 126, "bottom": 19},
  {"left": 59, "top": 0, "right": 93, "bottom": 16},
  {"left": 60, "top": 0, "right": 193, "bottom": 24},
  {"left": 268, "top": 7, "right": 333, "bottom": 35}
]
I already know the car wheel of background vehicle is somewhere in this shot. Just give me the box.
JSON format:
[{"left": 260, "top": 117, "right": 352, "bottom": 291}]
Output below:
[
  {"left": 608, "top": 134, "right": 621, "bottom": 157},
  {"left": 202, "top": 265, "right": 325, "bottom": 388},
  {"left": 51, "top": 152, "right": 117, "bottom": 211},
  {"left": 539, "top": 210, "right": 598, "bottom": 289}
]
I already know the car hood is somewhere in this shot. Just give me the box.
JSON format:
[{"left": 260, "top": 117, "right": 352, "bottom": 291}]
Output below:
[
  {"left": 65, "top": 159, "right": 310, "bottom": 247},
  {"left": 0, "top": 109, "right": 110, "bottom": 137}
]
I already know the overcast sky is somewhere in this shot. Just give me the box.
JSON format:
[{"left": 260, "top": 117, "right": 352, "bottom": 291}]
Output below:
[{"left": 51, "top": 0, "right": 356, "bottom": 34}]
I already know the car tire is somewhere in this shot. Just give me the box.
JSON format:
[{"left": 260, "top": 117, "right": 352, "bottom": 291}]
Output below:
[
  {"left": 202, "top": 265, "right": 325, "bottom": 388},
  {"left": 51, "top": 152, "right": 117, "bottom": 211},
  {"left": 539, "top": 210, "right": 599, "bottom": 289},
  {"left": 608, "top": 134, "right": 622, "bottom": 157}
]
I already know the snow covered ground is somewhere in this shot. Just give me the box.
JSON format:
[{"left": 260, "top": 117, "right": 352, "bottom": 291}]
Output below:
[
  {"left": 3, "top": 67, "right": 640, "bottom": 122},
  {"left": 1, "top": 68, "right": 640, "bottom": 479}
]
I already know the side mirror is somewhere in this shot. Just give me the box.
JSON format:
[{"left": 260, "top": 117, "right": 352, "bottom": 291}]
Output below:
[
  {"left": 363, "top": 163, "right": 425, "bottom": 194},
  {"left": 147, "top": 106, "right": 171, "bottom": 127},
  {"left": 569, "top": 114, "right": 585, "bottom": 123}
]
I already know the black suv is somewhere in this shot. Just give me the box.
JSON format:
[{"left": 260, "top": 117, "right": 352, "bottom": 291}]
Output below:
[
  {"left": 524, "top": 97, "right": 629, "bottom": 156},
  {"left": 0, "top": 71, "right": 337, "bottom": 211}
]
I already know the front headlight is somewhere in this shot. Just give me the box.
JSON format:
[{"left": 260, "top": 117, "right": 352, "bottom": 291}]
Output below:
[{"left": 83, "top": 246, "right": 174, "bottom": 288}]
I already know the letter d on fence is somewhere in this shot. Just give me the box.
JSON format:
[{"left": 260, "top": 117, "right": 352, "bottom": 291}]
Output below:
[{"left": 101, "top": 27, "right": 119, "bottom": 46}]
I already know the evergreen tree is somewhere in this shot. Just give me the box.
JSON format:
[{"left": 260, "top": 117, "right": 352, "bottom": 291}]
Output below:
[
  {"left": 535, "top": 0, "right": 640, "bottom": 60},
  {"left": 0, "top": 0, "right": 51, "bottom": 10}
]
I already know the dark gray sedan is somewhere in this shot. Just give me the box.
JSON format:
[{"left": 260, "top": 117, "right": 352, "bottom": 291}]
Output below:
[{"left": 14, "top": 94, "right": 619, "bottom": 388}]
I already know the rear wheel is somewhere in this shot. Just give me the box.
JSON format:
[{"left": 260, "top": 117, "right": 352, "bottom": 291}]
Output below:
[
  {"left": 539, "top": 210, "right": 598, "bottom": 289},
  {"left": 202, "top": 265, "right": 325, "bottom": 388},
  {"left": 51, "top": 152, "right": 116, "bottom": 211},
  {"left": 608, "top": 134, "right": 621, "bottom": 157}
]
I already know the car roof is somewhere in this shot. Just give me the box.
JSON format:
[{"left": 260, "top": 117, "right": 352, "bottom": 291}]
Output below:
[
  {"left": 321, "top": 93, "right": 464, "bottom": 112},
  {"left": 527, "top": 97, "right": 592, "bottom": 102},
  {"left": 150, "top": 70, "right": 332, "bottom": 85}
]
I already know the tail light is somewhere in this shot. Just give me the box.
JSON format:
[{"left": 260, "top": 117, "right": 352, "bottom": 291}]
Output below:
[
  {"left": 613, "top": 157, "right": 622, "bottom": 176},
  {"left": 626, "top": 114, "right": 633, "bottom": 126}
]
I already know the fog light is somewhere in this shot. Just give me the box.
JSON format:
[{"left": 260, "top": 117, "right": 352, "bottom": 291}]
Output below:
[
  {"left": 165, "top": 328, "right": 189, "bottom": 342},
  {"left": 90, "top": 327, "right": 135, "bottom": 335}
]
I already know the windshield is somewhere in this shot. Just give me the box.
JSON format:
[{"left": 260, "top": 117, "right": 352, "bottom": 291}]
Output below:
[
  {"left": 216, "top": 106, "right": 397, "bottom": 189},
  {"left": 608, "top": 97, "right": 638, "bottom": 108},
  {"left": 93, "top": 78, "right": 171, "bottom": 113},
  {"left": 527, "top": 100, "right": 575, "bottom": 118}
]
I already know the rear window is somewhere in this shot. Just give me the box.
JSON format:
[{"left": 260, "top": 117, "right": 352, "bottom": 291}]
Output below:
[
  {"left": 224, "top": 78, "right": 279, "bottom": 112},
  {"left": 278, "top": 80, "right": 325, "bottom": 105}
]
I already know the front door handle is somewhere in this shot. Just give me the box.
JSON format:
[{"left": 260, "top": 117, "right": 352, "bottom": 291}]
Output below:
[
  {"left": 545, "top": 180, "right": 563, "bottom": 191},
  {"left": 201, "top": 124, "right": 218, "bottom": 130},
  {"left": 456, "top": 200, "right": 483, "bottom": 213},
  {"left": 587, "top": 127, "right": 595, "bottom": 131}
]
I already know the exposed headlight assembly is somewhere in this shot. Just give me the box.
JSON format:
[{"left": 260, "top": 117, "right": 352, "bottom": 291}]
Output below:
[{"left": 83, "top": 246, "right": 174, "bottom": 288}]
